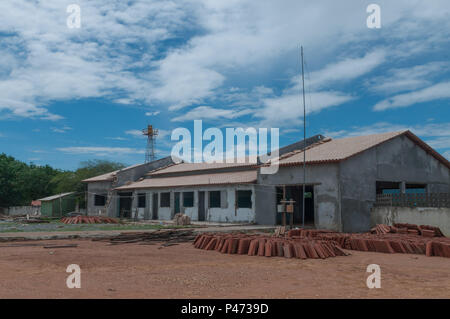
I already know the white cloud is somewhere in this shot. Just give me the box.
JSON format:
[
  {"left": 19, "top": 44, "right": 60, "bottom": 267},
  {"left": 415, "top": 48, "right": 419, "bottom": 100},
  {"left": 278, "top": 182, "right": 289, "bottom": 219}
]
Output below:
[
  {"left": 145, "top": 111, "right": 160, "bottom": 116},
  {"left": 57, "top": 146, "right": 145, "bottom": 156},
  {"left": 125, "top": 129, "right": 144, "bottom": 138},
  {"left": 368, "top": 62, "right": 450, "bottom": 94},
  {"left": 51, "top": 126, "right": 72, "bottom": 133},
  {"left": 373, "top": 82, "right": 450, "bottom": 111},
  {"left": 306, "top": 50, "right": 386, "bottom": 89},
  {"left": 443, "top": 151, "right": 450, "bottom": 160},
  {"left": 171, "top": 106, "right": 252, "bottom": 122},
  {"left": 106, "top": 137, "right": 128, "bottom": 141},
  {"left": 0, "top": 0, "right": 449, "bottom": 120},
  {"left": 257, "top": 91, "right": 354, "bottom": 127}
]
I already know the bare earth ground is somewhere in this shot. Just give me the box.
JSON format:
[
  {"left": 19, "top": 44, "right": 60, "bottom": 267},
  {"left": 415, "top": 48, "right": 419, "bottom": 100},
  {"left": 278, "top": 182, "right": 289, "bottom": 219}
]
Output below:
[{"left": 0, "top": 239, "right": 449, "bottom": 298}]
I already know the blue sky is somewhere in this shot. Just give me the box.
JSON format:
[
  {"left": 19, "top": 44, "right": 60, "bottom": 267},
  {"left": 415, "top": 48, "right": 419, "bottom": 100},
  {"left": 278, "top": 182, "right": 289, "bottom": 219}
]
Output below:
[{"left": 0, "top": 0, "right": 449, "bottom": 170}]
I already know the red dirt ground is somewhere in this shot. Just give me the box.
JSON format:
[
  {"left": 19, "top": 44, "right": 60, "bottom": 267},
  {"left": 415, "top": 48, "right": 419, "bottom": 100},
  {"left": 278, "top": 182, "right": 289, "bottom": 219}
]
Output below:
[{"left": 0, "top": 239, "right": 449, "bottom": 298}]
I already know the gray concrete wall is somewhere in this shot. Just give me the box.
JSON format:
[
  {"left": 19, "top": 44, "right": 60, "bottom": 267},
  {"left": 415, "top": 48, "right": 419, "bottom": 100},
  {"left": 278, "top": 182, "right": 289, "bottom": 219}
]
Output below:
[
  {"left": 340, "top": 134, "right": 450, "bottom": 232},
  {"left": 86, "top": 156, "right": 174, "bottom": 217},
  {"left": 371, "top": 206, "right": 450, "bottom": 236},
  {"left": 87, "top": 181, "right": 112, "bottom": 216},
  {"left": 258, "top": 164, "right": 341, "bottom": 230},
  {"left": 6, "top": 206, "right": 40, "bottom": 216}
]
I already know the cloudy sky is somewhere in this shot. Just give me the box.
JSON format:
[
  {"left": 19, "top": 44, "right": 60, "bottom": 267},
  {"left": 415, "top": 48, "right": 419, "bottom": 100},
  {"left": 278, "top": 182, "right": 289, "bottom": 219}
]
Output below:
[{"left": 0, "top": 0, "right": 449, "bottom": 169}]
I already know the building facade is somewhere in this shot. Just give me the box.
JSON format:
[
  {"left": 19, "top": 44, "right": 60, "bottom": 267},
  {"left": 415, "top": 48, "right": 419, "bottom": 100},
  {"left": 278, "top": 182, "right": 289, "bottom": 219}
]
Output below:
[{"left": 83, "top": 130, "right": 450, "bottom": 232}]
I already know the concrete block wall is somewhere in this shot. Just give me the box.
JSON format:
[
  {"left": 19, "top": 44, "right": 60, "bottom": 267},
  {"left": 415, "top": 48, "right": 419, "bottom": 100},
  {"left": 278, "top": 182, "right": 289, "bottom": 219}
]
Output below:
[
  {"left": 340, "top": 135, "right": 450, "bottom": 233},
  {"left": 258, "top": 164, "right": 341, "bottom": 230},
  {"left": 371, "top": 206, "right": 450, "bottom": 236}
]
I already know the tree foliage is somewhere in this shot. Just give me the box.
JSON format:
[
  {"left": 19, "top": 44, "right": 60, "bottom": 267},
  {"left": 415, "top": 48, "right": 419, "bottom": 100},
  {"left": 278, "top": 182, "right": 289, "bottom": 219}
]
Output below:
[{"left": 0, "top": 154, "right": 126, "bottom": 208}]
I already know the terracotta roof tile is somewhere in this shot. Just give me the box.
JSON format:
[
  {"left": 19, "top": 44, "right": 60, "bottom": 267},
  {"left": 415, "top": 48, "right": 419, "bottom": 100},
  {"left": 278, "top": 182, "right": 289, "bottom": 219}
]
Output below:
[{"left": 276, "top": 131, "right": 406, "bottom": 165}]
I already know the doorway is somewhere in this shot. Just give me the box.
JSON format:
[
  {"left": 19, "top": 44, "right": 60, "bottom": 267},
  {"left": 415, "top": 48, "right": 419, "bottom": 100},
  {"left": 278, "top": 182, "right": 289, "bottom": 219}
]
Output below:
[
  {"left": 118, "top": 192, "right": 132, "bottom": 218},
  {"left": 198, "top": 191, "right": 205, "bottom": 221},
  {"left": 174, "top": 192, "right": 181, "bottom": 215},
  {"left": 275, "top": 185, "right": 314, "bottom": 225},
  {"left": 152, "top": 193, "right": 158, "bottom": 220}
]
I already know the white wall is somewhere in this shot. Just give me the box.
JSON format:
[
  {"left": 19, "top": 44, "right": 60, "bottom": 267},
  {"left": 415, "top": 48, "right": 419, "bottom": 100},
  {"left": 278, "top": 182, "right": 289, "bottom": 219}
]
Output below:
[{"left": 128, "top": 185, "right": 256, "bottom": 223}]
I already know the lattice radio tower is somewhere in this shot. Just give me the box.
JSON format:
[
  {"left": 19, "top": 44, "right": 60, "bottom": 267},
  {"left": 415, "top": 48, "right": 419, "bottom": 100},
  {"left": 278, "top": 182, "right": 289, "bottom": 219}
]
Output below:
[{"left": 142, "top": 124, "right": 158, "bottom": 163}]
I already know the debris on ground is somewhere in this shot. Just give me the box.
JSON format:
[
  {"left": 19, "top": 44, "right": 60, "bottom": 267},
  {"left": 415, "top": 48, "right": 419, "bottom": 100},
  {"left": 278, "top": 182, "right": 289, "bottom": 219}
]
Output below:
[
  {"left": 61, "top": 216, "right": 119, "bottom": 224},
  {"left": 193, "top": 233, "right": 349, "bottom": 259},
  {"left": 92, "top": 229, "right": 196, "bottom": 246},
  {"left": 173, "top": 213, "right": 191, "bottom": 226},
  {"left": 43, "top": 244, "right": 78, "bottom": 249}
]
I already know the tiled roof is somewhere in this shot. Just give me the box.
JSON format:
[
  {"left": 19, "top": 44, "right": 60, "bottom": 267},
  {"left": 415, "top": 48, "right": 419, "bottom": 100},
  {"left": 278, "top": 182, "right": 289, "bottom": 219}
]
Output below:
[
  {"left": 115, "top": 170, "right": 257, "bottom": 190},
  {"left": 147, "top": 160, "right": 258, "bottom": 176},
  {"left": 275, "top": 130, "right": 450, "bottom": 169},
  {"left": 275, "top": 131, "right": 405, "bottom": 165}
]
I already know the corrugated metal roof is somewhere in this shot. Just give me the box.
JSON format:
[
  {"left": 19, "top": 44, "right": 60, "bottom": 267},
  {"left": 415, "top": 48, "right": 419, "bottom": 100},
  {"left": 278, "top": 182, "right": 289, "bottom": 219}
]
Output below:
[
  {"left": 147, "top": 161, "right": 258, "bottom": 176},
  {"left": 274, "top": 130, "right": 450, "bottom": 169},
  {"left": 82, "top": 170, "right": 119, "bottom": 182},
  {"left": 116, "top": 170, "right": 257, "bottom": 190},
  {"left": 39, "top": 192, "right": 75, "bottom": 201},
  {"left": 82, "top": 163, "right": 148, "bottom": 182}
]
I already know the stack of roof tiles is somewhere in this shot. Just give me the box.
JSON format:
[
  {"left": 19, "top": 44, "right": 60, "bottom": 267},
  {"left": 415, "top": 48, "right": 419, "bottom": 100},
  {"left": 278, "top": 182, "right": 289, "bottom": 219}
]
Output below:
[
  {"left": 61, "top": 216, "right": 119, "bottom": 224},
  {"left": 194, "top": 223, "right": 450, "bottom": 259},
  {"left": 193, "top": 233, "right": 349, "bottom": 259}
]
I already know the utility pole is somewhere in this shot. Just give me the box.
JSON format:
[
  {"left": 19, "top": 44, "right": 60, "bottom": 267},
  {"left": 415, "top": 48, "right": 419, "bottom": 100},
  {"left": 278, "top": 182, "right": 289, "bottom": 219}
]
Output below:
[{"left": 301, "top": 46, "right": 306, "bottom": 228}]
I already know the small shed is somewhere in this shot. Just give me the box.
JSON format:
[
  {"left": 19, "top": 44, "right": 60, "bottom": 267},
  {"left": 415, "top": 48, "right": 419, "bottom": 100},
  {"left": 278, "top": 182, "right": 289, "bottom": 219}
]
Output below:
[{"left": 39, "top": 192, "right": 76, "bottom": 217}]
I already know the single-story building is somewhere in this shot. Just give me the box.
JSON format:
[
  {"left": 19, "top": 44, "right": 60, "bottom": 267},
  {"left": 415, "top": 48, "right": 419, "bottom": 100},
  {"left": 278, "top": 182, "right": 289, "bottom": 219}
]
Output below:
[
  {"left": 83, "top": 130, "right": 450, "bottom": 232},
  {"left": 82, "top": 156, "right": 174, "bottom": 217},
  {"left": 39, "top": 192, "right": 76, "bottom": 217}
]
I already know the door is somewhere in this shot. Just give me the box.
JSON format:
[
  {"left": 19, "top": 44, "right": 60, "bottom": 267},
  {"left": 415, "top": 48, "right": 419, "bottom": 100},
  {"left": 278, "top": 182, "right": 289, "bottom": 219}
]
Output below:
[
  {"left": 174, "top": 192, "right": 181, "bottom": 215},
  {"left": 198, "top": 191, "right": 205, "bottom": 221},
  {"left": 152, "top": 193, "right": 158, "bottom": 220}
]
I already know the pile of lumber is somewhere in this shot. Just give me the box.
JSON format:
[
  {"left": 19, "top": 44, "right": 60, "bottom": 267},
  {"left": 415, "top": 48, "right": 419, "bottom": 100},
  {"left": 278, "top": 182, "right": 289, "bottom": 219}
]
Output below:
[
  {"left": 173, "top": 213, "right": 191, "bottom": 225},
  {"left": 193, "top": 233, "right": 349, "bottom": 259},
  {"left": 61, "top": 216, "right": 119, "bottom": 224},
  {"left": 92, "top": 229, "right": 196, "bottom": 246}
]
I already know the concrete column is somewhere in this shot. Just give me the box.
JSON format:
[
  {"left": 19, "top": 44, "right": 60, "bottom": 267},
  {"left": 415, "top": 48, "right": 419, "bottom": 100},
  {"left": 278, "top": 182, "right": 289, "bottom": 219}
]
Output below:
[
  {"left": 131, "top": 190, "right": 138, "bottom": 219},
  {"left": 400, "top": 181, "right": 406, "bottom": 194}
]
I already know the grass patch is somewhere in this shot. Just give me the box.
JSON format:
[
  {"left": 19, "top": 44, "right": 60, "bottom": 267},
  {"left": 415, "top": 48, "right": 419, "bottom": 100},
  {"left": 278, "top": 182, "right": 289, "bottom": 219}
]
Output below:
[{"left": 0, "top": 222, "right": 195, "bottom": 233}]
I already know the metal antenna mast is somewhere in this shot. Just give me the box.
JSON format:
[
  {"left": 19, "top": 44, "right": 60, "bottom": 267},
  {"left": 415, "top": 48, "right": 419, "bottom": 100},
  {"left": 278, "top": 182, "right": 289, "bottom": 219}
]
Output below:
[
  {"left": 301, "top": 46, "right": 306, "bottom": 229},
  {"left": 142, "top": 124, "right": 158, "bottom": 163}
]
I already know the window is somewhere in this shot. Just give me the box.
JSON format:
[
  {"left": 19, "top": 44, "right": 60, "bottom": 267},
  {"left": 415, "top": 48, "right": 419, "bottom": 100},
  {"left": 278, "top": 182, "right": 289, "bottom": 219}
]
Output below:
[
  {"left": 160, "top": 192, "right": 170, "bottom": 207},
  {"left": 209, "top": 191, "right": 221, "bottom": 208},
  {"left": 237, "top": 190, "right": 252, "bottom": 208},
  {"left": 183, "top": 192, "right": 194, "bottom": 207},
  {"left": 94, "top": 194, "right": 106, "bottom": 206},
  {"left": 138, "top": 193, "right": 146, "bottom": 208}
]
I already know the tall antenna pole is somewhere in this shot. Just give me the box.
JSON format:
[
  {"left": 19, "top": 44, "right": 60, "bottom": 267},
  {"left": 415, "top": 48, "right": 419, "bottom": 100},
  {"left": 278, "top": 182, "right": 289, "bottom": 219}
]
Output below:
[
  {"left": 142, "top": 124, "right": 158, "bottom": 163},
  {"left": 301, "top": 46, "right": 306, "bottom": 228}
]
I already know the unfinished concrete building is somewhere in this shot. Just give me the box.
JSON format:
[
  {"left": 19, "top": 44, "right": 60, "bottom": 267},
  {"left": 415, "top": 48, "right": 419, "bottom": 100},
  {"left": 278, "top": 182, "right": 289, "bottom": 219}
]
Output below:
[
  {"left": 83, "top": 130, "right": 450, "bottom": 232},
  {"left": 82, "top": 156, "right": 174, "bottom": 217}
]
